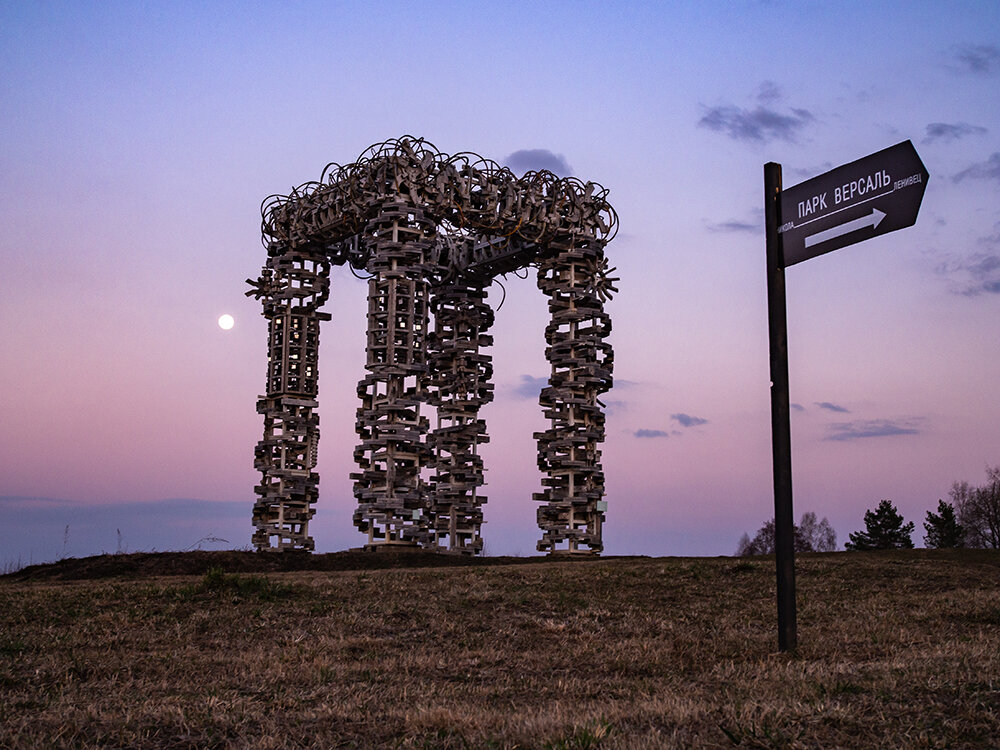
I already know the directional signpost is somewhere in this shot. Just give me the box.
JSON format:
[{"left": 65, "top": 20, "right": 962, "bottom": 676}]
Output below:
[
  {"left": 778, "top": 140, "right": 929, "bottom": 267},
  {"left": 763, "top": 141, "right": 928, "bottom": 652}
]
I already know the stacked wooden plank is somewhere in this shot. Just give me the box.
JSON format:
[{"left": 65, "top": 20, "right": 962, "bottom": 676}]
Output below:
[
  {"left": 425, "top": 274, "right": 495, "bottom": 554},
  {"left": 246, "top": 250, "right": 331, "bottom": 550},
  {"left": 534, "top": 236, "right": 615, "bottom": 554},
  {"left": 351, "top": 200, "right": 435, "bottom": 548}
]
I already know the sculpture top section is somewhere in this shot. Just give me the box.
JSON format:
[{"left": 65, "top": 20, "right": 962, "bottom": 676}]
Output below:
[{"left": 259, "top": 136, "right": 619, "bottom": 282}]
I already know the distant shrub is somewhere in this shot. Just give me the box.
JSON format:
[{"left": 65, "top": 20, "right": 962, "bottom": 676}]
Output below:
[
  {"left": 950, "top": 466, "right": 1000, "bottom": 549},
  {"left": 736, "top": 512, "right": 837, "bottom": 556},
  {"left": 192, "top": 566, "right": 297, "bottom": 601},
  {"left": 924, "top": 500, "right": 965, "bottom": 548}
]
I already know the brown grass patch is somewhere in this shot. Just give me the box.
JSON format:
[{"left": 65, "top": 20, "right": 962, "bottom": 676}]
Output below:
[{"left": 1, "top": 549, "right": 998, "bottom": 747}]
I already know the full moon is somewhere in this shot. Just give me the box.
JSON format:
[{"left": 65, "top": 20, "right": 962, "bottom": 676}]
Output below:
[{"left": 218, "top": 314, "right": 235, "bottom": 330}]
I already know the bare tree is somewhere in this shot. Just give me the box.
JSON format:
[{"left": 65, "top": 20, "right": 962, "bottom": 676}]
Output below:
[
  {"left": 736, "top": 513, "right": 837, "bottom": 556},
  {"left": 797, "top": 512, "right": 837, "bottom": 552},
  {"left": 950, "top": 481, "right": 975, "bottom": 546},
  {"left": 736, "top": 520, "right": 776, "bottom": 556},
  {"left": 953, "top": 467, "right": 1000, "bottom": 549}
]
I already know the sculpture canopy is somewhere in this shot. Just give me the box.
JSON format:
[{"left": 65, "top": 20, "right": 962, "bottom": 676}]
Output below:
[{"left": 256, "top": 136, "right": 618, "bottom": 285}]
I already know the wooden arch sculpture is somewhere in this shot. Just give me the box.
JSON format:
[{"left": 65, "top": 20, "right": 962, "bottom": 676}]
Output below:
[{"left": 247, "top": 137, "right": 618, "bottom": 555}]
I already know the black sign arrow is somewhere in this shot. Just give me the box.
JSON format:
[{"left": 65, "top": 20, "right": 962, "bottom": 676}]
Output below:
[{"left": 778, "top": 140, "right": 929, "bottom": 267}]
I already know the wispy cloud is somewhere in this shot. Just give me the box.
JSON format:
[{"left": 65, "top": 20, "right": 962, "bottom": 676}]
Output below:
[
  {"left": 756, "top": 80, "right": 782, "bottom": 105},
  {"left": 700, "top": 82, "right": 813, "bottom": 144},
  {"left": 786, "top": 162, "right": 834, "bottom": 181},
  {"left": 954, "top": 253, "right": 1000, "bottom": 296},
  {"left": 511, "top": 375, "right": 639, "bottom": 404},
  {"left": 937, "top": 230, "right": 1000, "bottom": 295},
  {"left": 671, "top": 413, "right": 708, "bottom": 428},
  {"left": 949, "top": 44, "right": 1000, "bottom": 75},
  {"left": 953, "top": 153, "right": 1000, "bottom": 183},
  {"left": 0, "top": 495, "right": 67, "bottom": 507},
  {"left": 924, "top": 122, "right": 988, "bottom": 143},
  {"left": 634, "top": 429, "right": 669, "bottom": 439},
  {"left": 513, "top": 375, "right": 549, "bottom": 399},
  {"left": 707, "top": 218, "right": 760, "bottom": 233},
  {"left": 602, "top": 399, "right": 628, "bottom": 415},
  {"left": 503, "top": 149, "right": 573, "bottom": 176},
  {"left": 0, "top": 496, "right": 244, "bottom": 562},
  {"left": 698, "top": 105, "right": 814, "bottom": 144},
  {"left": 790, "top": 403, "right": 806, "bottom": 412},
  {"left": 815, "top": 401, "right": 850, "bottom": 413},
  {"left": 613, "top": 379, "right": 640, "bottom": 389},
  {"left": 825, "top": 419, "right": 922, "bottom": 441}
]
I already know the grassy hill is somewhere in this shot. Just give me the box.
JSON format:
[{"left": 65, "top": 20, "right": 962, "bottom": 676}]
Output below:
[{"left": 1, "top": 549, "right": 998, "bottom": 748}]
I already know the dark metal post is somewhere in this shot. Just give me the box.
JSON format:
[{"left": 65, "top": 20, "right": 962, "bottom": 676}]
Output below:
[{"left": 764, "top": 162, "right": 797, "bottom": 652}]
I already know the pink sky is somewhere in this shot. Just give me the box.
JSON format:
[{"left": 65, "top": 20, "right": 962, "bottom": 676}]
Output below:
[{"left": 2, "top": 1, "right": 999, "bottom": 563}]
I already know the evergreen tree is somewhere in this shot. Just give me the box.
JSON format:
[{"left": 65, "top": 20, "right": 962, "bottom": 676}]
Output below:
[
  {"left": 845, "top": 499, "right": 915, "bottom": 550},
  {"left": 923, "top": 500, "right": 964, "bottom": 548}
]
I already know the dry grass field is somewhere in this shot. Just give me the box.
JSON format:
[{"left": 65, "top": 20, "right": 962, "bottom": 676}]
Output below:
[{"left": 1, "top": 549, "right": 998, "bottom": 748}]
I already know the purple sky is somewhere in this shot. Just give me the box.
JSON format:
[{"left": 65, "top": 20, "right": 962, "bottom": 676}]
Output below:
[{"left": 2, "top": 1, "right": 999, "bottom": 565}]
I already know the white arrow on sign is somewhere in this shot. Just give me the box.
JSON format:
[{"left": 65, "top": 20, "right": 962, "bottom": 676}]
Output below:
[{"left": 804, "top": 208, "right": 886, "bottom": 249}]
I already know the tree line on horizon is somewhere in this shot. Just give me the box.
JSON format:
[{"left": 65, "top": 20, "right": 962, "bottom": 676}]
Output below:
[{"left": 736, "top": 464, "right": 1000, "bottom": 555}]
